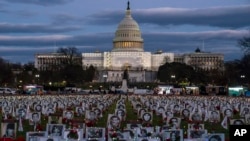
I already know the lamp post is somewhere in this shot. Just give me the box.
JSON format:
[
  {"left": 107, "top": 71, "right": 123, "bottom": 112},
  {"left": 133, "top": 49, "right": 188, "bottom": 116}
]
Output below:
[
  {"left": 240, "top": 75, "right": 245, "bottom": 86},
  {"left": 19, "top": 80, "right": 22, "bottom": 90},
  {"left": 35, "top": 74, "right": 40, "bottom": 84},
  {"left": 171, "top": 75, "right": 175, "bottom": 84},
  {"left": 103, "top": 74, "right": 107, "bottom": 82},
  {"left": 89, "top": 85, "right": 93, "bottom": 94}
]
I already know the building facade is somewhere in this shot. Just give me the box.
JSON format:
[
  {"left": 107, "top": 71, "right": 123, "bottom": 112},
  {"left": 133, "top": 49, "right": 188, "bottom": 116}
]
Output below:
[
  {"left": 35, "top": 53, "right": 82, "bottom": 71},
  {"left": 34, "top": 2, "right": 224, "bottom": 82},
  {"left": 174, "top": 49, "right": 224, "bottom": 71}
]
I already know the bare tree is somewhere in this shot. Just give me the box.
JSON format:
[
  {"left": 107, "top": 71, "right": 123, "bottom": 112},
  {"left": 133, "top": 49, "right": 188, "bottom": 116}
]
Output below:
[
  {"left": 238, "top": 31, "right": 250, "bottom": 55},
  {"left": 57, "top": 46, "right": 82, "bottom": 66}
]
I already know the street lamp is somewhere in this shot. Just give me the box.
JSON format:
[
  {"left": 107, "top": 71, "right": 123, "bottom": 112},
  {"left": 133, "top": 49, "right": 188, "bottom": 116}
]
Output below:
[
  {"left": 103, "top": 74, "right": 108, "bottom": 82},
  {"left": 240, "top": 75, "right": 245, "bottom": 78},
  {"left": 171, "top": 75, "right": 175, "bottom": 84},
  {"left": 19, "top": 80, "right": 22, "bottom": 88},
  {"left": 240, "top": 75, "right": 245, "bottom": 86},
  {"left": 35, "top": 74, "right": 40, "bottom": 84}
]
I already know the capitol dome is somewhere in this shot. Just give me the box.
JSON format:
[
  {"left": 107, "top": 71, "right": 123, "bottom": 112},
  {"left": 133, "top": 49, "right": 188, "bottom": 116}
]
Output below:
[{"left": 112, "top": 1, "right": 144, "bottom": 52}]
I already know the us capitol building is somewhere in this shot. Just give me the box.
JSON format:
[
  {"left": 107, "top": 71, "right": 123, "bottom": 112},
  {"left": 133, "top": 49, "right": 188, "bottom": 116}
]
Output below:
[
  {"left": 82, "top": 2, "right": 174, "bottom": 82},
  {"left": 35, "top": 2, "right": 224, "bottom": 82}
]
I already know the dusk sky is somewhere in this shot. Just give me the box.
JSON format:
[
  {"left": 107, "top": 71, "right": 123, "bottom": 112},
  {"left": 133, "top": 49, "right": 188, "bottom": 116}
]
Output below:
[{"left": 0, "top": 0, "right": 249, "bottom": 64}]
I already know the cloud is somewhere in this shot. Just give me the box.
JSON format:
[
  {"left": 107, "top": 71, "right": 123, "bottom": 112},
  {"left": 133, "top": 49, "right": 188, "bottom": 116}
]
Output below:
[
  {"left": 0, "top": 23, "right": 81, "bottom": 33},
  {"left": 0, "top": 30, "right": 247, "bottom": 47},
  {"left": 3, "top": 0, "right": 74, "bottom": 6},
  {"left": 87, "top": 10, "right": 123, "bottom": 25},
  {"left": 89, "top": 5, "right": 250, "bottom": 28},
  {"left": 0, "top": 2, "right": 8, "bottom": 13},
  {"left": 50, "top": 13, "right": 84, "bottom": 25},
  {"left": 0, "top": 29, "right": 248, "bottom": 63},
  {"left": 0, "top": 2, "right": 38, "bottom": 16},
  {"left": 0, "top": 35, "right": 72, "bottom": 47},
  {"left": 0, "top": 33, "right": 113, "bottom": 48},
  {"left": 0, "top": 9, "right": 8, "bottom": 13},
  {"left": 14, "top": 10, "right": 38, "bottom": 17}
]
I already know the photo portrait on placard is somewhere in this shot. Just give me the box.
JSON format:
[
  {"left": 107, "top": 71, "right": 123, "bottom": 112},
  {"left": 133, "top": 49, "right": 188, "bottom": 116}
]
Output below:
[
  {"left": 188, "top": 124, "right": 204, "bottom": 130},
  {"left": 46, "top": 107, "right": 55, "bottom": 115},
  {"left": 47, "top": 103, "right": 55, "bottom": 109},
  {"left": 191, "top": 112, "right": 202, "bottom": 122},
  {"left": 240, "top": 107, "right": 250, "bottom": 117},
  {"left": 161, "top": 129, "right": 183, "bottom": 141},
  {"left": 117, "top": 104, "right": 125, "bottom": 110},
  {"left": 87, "top": 110, "right": 96, "bottom": 121},
  {"left": 209, "top": 111, "right": 220, "bottom": 122},
  {"left": 19, "top": 103, "right": 27, "bottom": 110},
  {"left": 188, "top": 129, "right": 207, "bottom": 139},
  {"left": 26, "top": 131, "right": 46, "bottom": 141},
  {"left": 2, "top": 106, "right": 11, "bottom": 115},
  {"left": 168, "top": 117, "right": 181, "bottom": 129},
  {"left": 163, "top": 110, "right": 173, "bottom": 120},
  {"left": 63, "top": 110, "right": 74, "bottom": 120},
  {"left": 34, "top": 104, "right": 42, "bottom": 112},
  {"left": 29, "top": 112, "right": 41, "bottom": 125},
  {"left": 58, "top": 103, "right": 66, "bottom": 109},
  {"left": 67, "top": 101, "right": 74, "bottom": 107},
  {"left": 53, "top": 101, "right": 58, "bottom": 107},
  {"left": 223, "top": 108, "right": 233, "bottom": 118},
  {"left": 94, "top": 108, "right": 102, "bottom": 118},
  {"left": 206, "top": 134, "right": 225, "bottom": 141},
  {"left": 116, "top": 109, "right": 126, "bottom": 118},
  {"left": 76, "top": 107, "right": 84, "bottom": 116},
  {"left": 37, "top": 137, "right": 60, "bottom": 141},
  {"left": 109, "top": 115, "right": 121, "bottom": 129},
  {"left": 63, "top": 129, "right": 83, "bottom": 140},
  {"left": 1, "top": 122, "right": 17, "bottom": 138},
  {"left": 157, "top": 106, "right": 165, "bottom": 115},
  {"left": 139, "top": 128, "right": 148, "bottom": 138},
  {"left": 173, "top": 105, "right": 180, "bottom": 114},
  {"left": 245, "top": 114, "right": 250, "bottom": 124},
  {"left": 46, "top": 124, "right": 65, "bottom": 137},
  {"left": 98, "top": 103, "right": 105, "bottom": 111},
  {"left": 2, "top": 101, "right": 9, "bottom": 107},
  {"left": 230, "top": 119, "right": 245, "bottom": 125},
  {"left": 135, "top": 103, "right": 142, "bottom": 109},
  {"left": 86, "top": 127, "right": 105, "bottom": 140},
  {"left": 16, "top": 108, "right": 26, "bottom": 119},
  {"left": 142, "top": 112, "right": 152, "bottom": 123},
  {"left": 181, "top": 109, "right": 190, "bottom": 119}
]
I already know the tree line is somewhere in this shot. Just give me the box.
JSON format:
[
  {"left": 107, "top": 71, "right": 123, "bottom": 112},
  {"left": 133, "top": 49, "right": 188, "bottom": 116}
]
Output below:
[{"left": 0, "top": 47, "right": 96, "bottom": 88}]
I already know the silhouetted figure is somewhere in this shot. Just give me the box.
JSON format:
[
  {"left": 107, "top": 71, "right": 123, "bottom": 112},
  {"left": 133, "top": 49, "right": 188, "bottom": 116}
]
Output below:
[{"left": 123, "top": 69, "right": 129, "bottom": 80}]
